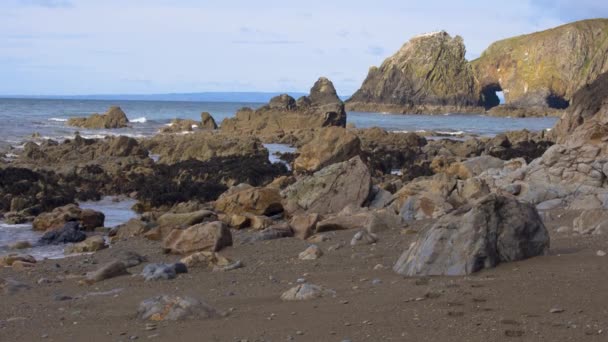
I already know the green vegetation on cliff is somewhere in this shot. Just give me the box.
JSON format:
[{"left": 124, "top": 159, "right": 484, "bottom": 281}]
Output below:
[{"left": 472, "top": 19, "right": 608, "bottom": 109}]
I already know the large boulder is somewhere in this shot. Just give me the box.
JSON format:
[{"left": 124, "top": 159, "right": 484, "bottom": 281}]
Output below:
[
  {"left": 220, "top": 77, "right": 346, "bottom": 137},
  {"left": 346, "top": 31, "right": 481, "bottom": 114},
  {"left": 473, "top": 19, "right": 608, "bottom": 110},
  {"left": 200, "top": 112, "right": 218, "bottom": 129},
  {"left": 394, "top": 194, "right": 549, "bottom": 276},
  {"left": 67, "top": 106, "right": 129, "bottom": 129},
  {"left": 282, "top": 156, "right": 372, "bottom": 216},
  {"left": 161, "top": 221, "right": 232, "bottom": 254},
  {"left": 293, "top": 127, "right": 361, "bottom": 172},
  {"left": 214, "top": 186, "right": 283, "bottom": 216}
]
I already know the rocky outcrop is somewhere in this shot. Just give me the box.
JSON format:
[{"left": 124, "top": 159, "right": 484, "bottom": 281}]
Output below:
[
  {"left": 160, "top": 112, "right": 218, "bottom": 133},
  {"left": 220, "top": 77, "right": 346, "bottom": 138},
  {"left": 143, "top": 131, "right": 267, "bottom": 164},
  {"left": 346, "top": 31, "right": 481, "bottom": 114},
  {"left": 32, "top": 204, "right": 104, "bottom": 231},
  {"left": 293, "top": 127, "right": 361, "bottom": 172},
  {"left": 394, "top": 194, "right": 549, "bottom": 276},
  {"left": 67, "top": 106, "right": 130, "bottom": 129},
  {"left": 473, "top": 19, "right": 608, "bottom": 110},
  {"left": 282, "top": 156, "right": 372, "bottom": 216},
  {"left": 214, "top": 185, "right": 283, "bottom": 216},
  {"left": 200, "top": 112, "right": 218, "bottom": 130}
]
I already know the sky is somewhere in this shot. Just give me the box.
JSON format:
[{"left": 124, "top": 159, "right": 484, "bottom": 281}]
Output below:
[{"left": 1, "top": 0, "right": 607, "bottom": 96}]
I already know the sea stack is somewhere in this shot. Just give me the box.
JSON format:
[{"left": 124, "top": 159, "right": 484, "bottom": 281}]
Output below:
[{"left": 346, "top": 31, "right": 481, "bottom": 114}]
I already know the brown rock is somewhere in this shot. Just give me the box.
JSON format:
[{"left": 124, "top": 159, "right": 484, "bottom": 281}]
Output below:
[
  {"left": 161, "top": 221, "right": 232, "bottom": 254},
  {"left": 65, "top": 235, "right": 107, "bottom": 254},
  {"left": 293, "top": 127, "right": 361, "bottom": 172},
  {"left": 290, "top": 213, "right": 320, "bottom": 240},
  {"left": 200, "top": 112, "right": 218, "bottom": 129},
  {"left": 214, "top": 186, "right": 283, "bottom": 216},
  {"left": 67, "top": 106, "right": 129, "bottom": 129}
]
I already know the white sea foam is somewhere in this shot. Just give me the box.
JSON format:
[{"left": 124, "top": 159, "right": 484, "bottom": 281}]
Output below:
[
  {"left": 130, "top": 117, "right": 147, "bottom": 123},
  {"left": 48, "top": 117, "right": 68, "bottom": 122},
  {"left": 436, "top": 131, "right": 465, "bottom": 136}
]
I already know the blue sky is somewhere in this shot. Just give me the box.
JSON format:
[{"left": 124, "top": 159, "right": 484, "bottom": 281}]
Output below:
[{"left": 1, "top": 0, "right": 607, "bottom": 95}]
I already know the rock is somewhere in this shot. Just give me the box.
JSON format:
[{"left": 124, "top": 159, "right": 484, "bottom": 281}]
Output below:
[
  {"left": 220, "top": 77, "right": 346, "bottom": 137},
  {"left": 67, "top": 106, "right": 129, "bottom": 129},
  {"left": 446, "top": 156, "right": 505, "bottom": 179},
  {"left": 536, "top": 199, "right": 564, "bottom": 210},
  {"left": 293, "top": 127, "right": 361, "bottom": 172},
  {"left": 160, "top": 118, "right": 200, "bottom": 133},
  {"left": 200, "top": 112, "right": 218, "bottom": 129},
  {"left": 282, "top": 156, "right": 372, "bottom": 216},
  {"left": 556, "top": 226, "right": 571, "bottom": 234},
  {"left": 141, "top": 263, "right": 188, "bottom": 281},
  {"left": 144, "top": 131, "right": 268, "bottom": 164},
  {"left": 316, "top": 207, "right": 403, "bottom": 234},
  {"left": 280, "top": 283, "right": 335, "bottom": 301},
  {"left": 116, "top": 250, "right": 147, "bottom": 267},
  {"left": 244, "top": 223, "right": 294, "bottom": 243},
  {"left": 85, "top": 260, "right": 129, "bottom": 284},
  {"left": 597, "top": 250, "right": 607, "bottom": 257},
  {"left": 157, "top": 210, "right": 217, "bottom": 228},
  {"left": 38, "top": 221, "right": 86, "bottom": 245},
  {"left": 138, "top": 295, "right": 217, "bottom": 321},
  {"left": 390, "top": 174, "right": 458, "bottom": 221},
  {"left": 368, "top": 186, "right": 393, "bottom": 209},
  {"left": 298, "top": 245, "right": 323, "bottom": 260},
  {"left": 113, "top": 218, "right": 150, "bottom": 239},
  {"left": 347, "top": 31, "right": 481, "bottom": 114},
  {"left": 0, "top": 253, "right": 36, "bottom": 266},
  {"left": 214, "top": 186, "right": 283, "bottom": 216},
  {"left": 161, "top": 221, "right": 232, "bottom": 254},
  {"left": 290, "top": 213, "right": 320, "bottom": 240},
  {"left": 0, "top": 278, "right": 31, "bottom": 295},
  {"left": 394, "top": 194, "right": 549, "bottom": 276},
  {"left": 573, "top": 210, "right": 608, "bottom": 235},
  {"left": 11, "top": 260, "right": 36, "bottom": 271},
  {"left": 8, "top": 241, "right": 32, "bottom": 250},
  {"left": 180, "top": 251, "right": 234, "bottom": 269},
  {"left": 33, "top": 204, "right": 104, "bottom": 231},
  {"left": 473, "top": 19, "right": 608, "bottom": 110},
  {"left": 64, "top": 235, "right": 107, "bottom": 254},
  {"left": 350, "top": 230, "right": 378, "bottom": 246}
]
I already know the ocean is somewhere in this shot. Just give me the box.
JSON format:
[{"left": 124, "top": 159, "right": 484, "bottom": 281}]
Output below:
[{"left": 0, "top": 98, "right": 558, "bottom": 147}]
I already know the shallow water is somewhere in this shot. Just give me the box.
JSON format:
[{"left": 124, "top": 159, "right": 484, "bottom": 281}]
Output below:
[
  {"left": 265, "top": 143, "right": 297, "bottom": 168},
  {"left": 0, "top": 197, "right": 138, "bottom": 260},
  {"left": 0, "top": 98, "right": 558, "bottom": 147}
]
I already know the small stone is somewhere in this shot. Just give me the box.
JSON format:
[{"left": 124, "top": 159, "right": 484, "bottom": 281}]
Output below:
[
  {"left": 350, "top": 230, "right": 378, "bottom": 246},
  {"left": 550, "top": 308, "right": 565, "bottom": 314},
  {"left": 371, "top": 279, "right": 382, "bottom": 285},
  {"left": 373, "top": 264, "right": 385, "bottom": 270},
  {"left": 138, "top": 295, "right": 217, "bottom": 321},
  {"left": 295, "top": 331, "right": 304, "bottom": 336},
  {"left": 597, "top": 250, "right": 606, "bottom": 257},
  {"left": 281, "top": 283, "right": 335, "bottom": 301},
  {"left": 556, "top": 226, "right": 571, "bottom": 234},
  {"left": 298, "top": 245, "right": 323, "bottom": 260}
]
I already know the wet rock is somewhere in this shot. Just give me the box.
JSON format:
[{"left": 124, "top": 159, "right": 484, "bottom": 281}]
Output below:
[
  {"left": 161, "top": 221, "right": 232, "bottom": 254},
  {"left": 394, "top": 194, "right": 549, "bottom": 276},
  {"left": 214, "top": 186, "right": 283, "bottom": 216},
  {"left": 38, "top": 221, "right": 86, "bottom": 245},
  {"left": 138, "top": 295, "right": 217, "bottom": 321},
  {"left": 298, "top": 245, "right": 323, "bottom": 260},
  {"left": 282, "top": 156, "right": 372, "bottom": 216},
  {"left": 67, "top": 106, "right": 129, "bottom": 129},
  {"left": 160, "top": 119, "right": 200, "bottom": 133},
  {"left": 293, "top": 127, "right": 361, "bottom": 172},
  {"left": 280, "top": 283, "right": 335, "bottom": 301},
  {"left": 33, "top": 204, "right": 104, "bottom": 231},
  {"left": 350, "top": 230, "right": 378, "bottom": 246},
  {"left": 64, "top": 235, "right": 107, "bottom": 254},
  {"left": 112, "top": 218, "right": 150, "bottom": 239},
  {"left": 141, "top": 263, "right": 188, "bottom": 281}
]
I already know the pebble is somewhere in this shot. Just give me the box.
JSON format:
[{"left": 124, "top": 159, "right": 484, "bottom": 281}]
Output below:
[
  {"left": 295, "top": 331, "right": 304, "bottom": 335},
  {"left": 371, "top": 278, "right": 382, "bottom": 285},
  {"left": 550, "top": 308, "right": 565, "bottom": 314},
  {"left": 597, "top": 250, "right": 606, "bottom": 257}
]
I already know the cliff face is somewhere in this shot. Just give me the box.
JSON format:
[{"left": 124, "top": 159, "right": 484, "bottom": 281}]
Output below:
[
  {"left": 346, "top": 31, "right": 482, "bottom": 114},
  {"left": 553, "top": 70, "right": 608, "bottom": 144},
  {"left": 220, "top": 77, "right": 346, "bottom": 137},
  {"left": 473, "top": 19, "right": 608, "bottom": 109}
]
